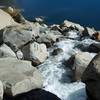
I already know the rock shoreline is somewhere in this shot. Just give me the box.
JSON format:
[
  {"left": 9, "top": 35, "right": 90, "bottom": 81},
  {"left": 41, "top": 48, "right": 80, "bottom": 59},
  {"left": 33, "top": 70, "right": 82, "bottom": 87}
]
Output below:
[{"left": 0, "top": 7, "right": 100, "bottom": 100}]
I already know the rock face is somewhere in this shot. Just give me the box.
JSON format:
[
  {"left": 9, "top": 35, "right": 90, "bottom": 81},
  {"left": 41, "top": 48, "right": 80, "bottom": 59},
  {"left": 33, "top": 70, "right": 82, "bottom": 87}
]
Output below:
[
  {"left": 0, "top": 9, "right": 17, "bottom": 30},
  {"left": 81, "top": 54, "right": 100, "bottom": 100},
  {"left": 22, "top": 42, "right": 48, "bottom": 66},
  {"left": 0, "top": 58, "right": 43, "bottom": 96},
  {"left": 0, "top": 44, "right": 16, "bottom": 58},
  {"left": 73, "top": 52, "right": 95, "bottom": 80},
  {"left": 4, "top": 89, "right": 61, "bottom": 100},
  {"left": 0, "top": 81, "right": 3, "bottom": 100},
  {"left": 3, "top": 26, "right": 33, "bottom": 51}
]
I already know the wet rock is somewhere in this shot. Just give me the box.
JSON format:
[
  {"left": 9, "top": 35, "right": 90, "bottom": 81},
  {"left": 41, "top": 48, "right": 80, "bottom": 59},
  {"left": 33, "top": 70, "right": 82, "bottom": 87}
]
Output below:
[
  {"left": 4, "top": 89, "right": 61, "bottom": 100},
  {"left": 88, "top": 43, "right": 100, "bottom": 53},
  {"left": 22, "top": 42, "right": 48, "bottom": 66},
  {"left": 0, "top": 81, "right": 3, "bottom": 100},
  {"left": 0, "top": 44, "right": 16, "bottom": 58},
  {"left": 0, "top": 9, "right": 17, "bottom": 30},
  {"left": 3, "top": 25, "right": 33, "bottom": 51},
  {"left": 81, "top": 54, "right": 100, "bottom": 100},
  {"left": 73, "top": 52, "right": 95, "bottom": 80},
  {"left": 52, "top": 48, "right": 63, "bottom": 55},
  {"left": 0, "top": 58, "right": 43, "bottom": 96}
]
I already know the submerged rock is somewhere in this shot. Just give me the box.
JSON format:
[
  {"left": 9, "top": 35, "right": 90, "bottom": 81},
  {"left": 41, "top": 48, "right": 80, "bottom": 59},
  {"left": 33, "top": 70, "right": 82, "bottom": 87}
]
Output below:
[
  {"left": 73, "top": 51, "right": 95, "bottom": 80},
  {"left": 81, "top": 54, "right": 100, "bottom": 100},
  {"left": 52, "top": 48, "right": 63, "bottom": 56},
  {"left": 0, "top": 58, "right": 43, "bottom": 96}
]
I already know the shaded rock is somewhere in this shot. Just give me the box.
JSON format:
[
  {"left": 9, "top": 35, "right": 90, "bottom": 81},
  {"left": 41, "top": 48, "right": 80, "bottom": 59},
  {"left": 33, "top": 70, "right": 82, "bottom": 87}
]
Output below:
[
  {"left": 88, "top": 43, "right": 100, "bottom": 53},
  {"left": 3, "top": 26, "right": 33, "bottom": 51},
  {"left": 0, "top": 58, "right": 43, "bottom": 96},
  {"left": 4, "top": 89, "right": 61, "bottom": 100},
  {"left": 0, "top": 9, "right": 17, "bottom": 30},
  {"left": 22, "top": 42, "right": 48, "bottom": 66},
  {"left": 0, "top": 81, "right": 3, "bottom": 100},
  {"left": 52, "top": 48, "right": 63, "bottom": 55},
  {"left": 81, "top": 54, "right": 100, "bottom": 100},
  {"left": 73, "top": 52, "right": 95, "bottom": 80},
  {"left": 0, "top": 44, "right": 16, "bottom": 58}
]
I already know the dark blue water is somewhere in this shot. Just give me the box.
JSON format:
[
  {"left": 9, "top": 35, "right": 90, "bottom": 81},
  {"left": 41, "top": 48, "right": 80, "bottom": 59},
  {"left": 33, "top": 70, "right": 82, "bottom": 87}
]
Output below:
[{"left": 0, "top": 0, "right": 100, "bottom": 29}]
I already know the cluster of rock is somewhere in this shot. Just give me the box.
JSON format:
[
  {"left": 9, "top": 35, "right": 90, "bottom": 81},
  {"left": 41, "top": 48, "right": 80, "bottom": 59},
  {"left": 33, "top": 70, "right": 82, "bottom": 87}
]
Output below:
[{"left": 0, "top": 6, "right": 100, "bottom": 100}]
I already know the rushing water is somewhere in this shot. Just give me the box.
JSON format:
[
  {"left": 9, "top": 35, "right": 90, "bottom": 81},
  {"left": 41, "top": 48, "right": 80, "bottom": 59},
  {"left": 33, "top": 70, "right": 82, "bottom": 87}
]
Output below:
[
  {"left": 37, "top": 32, "right": 96, "bottom": 100},
  {"left": 0, "top": 0, "right": 100, "bottom": 29}
]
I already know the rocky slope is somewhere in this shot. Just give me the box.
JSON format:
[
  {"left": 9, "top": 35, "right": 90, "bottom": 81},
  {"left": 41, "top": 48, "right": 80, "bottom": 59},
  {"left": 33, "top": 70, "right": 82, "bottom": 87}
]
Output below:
[{"left": 0, "top": 7, "right": 100, "bottom": 100}]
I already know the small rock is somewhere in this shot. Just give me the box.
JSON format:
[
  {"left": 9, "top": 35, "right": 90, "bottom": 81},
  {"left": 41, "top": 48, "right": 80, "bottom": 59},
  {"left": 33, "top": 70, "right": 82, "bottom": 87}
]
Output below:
[{"left": 16, "top": 50, "right": 23, "bottom": 59}]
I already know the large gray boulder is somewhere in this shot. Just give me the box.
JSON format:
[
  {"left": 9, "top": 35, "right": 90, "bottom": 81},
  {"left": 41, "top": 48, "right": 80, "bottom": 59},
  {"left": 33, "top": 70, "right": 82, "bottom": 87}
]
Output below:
[
  {"left": 0, "top": 44, "right": 16, "bottom": 58},
  {"left": 22, "top": 42, "right": 48, "bottom": 66},
  {"left": 3, "top": 25, "right": 33, "bottom": 51},
  {"left": 81, "top": 54, "right": 100, "bottom": 100},
  {"left": 0, "top": 81, "right": 3, "bottom": 100},
  {"left": 73, "top": 51, "right": 95, "bottom": 80},
  {"left": 0, "top": 58, "right": 43, "bottom": 96}
]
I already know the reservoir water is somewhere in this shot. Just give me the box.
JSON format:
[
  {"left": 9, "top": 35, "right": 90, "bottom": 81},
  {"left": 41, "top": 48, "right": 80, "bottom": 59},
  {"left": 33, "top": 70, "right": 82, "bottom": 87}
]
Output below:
[{"left": 0, "top": 0, "right": 100, "bottom": 29}]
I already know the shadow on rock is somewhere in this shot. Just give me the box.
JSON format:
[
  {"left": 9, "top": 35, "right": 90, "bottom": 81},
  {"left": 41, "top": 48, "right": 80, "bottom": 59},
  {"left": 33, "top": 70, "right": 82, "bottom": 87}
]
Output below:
[{"left": 3, "top": 89, "right": 61, "bottom": 100}]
